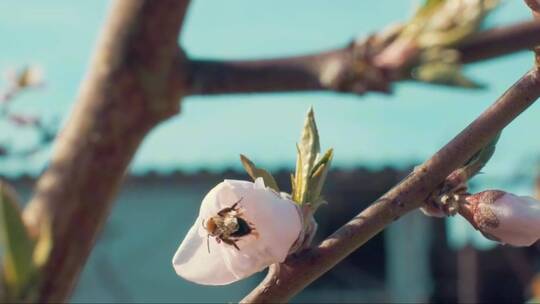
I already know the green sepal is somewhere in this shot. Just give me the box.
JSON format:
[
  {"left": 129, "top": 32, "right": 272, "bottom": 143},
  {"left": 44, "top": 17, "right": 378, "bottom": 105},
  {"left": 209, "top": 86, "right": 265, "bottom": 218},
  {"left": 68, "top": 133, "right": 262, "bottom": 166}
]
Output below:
[
  {"left": 293, "top": 144, "right": 304, "bottom": 203},
  {"left": 291, "top": 108, "right": 333, "bottom": 208},
  {"left": 407, "top": 0, "right": 498, "bottom": 49},
  {"left": 0, "top": 182, "right": 36, "bottom": 300},
  {"left": 32, "top": 215, "right": 52, "bottom": 269},
  {"left": 413, "top": 48, "right": 483, "bottom": 88},
  {"left": 306, "top": 149, "right": 334, "bottom": 210},
  {"left": 290, "top": 173, "right": 296, "bottom": 200},
  {"left": 458, "top": 132, "right": 501, "bottom": 180},
  {"left": 414, "top": 61, "right": 483, "bottom": 88},
  {"left": 240, "top": 154, "right": 280, "bottom": 192},
  {"left": 415, "top": 0, "right": 445, "bottom": 21},
  {"left": 298, "top": 107, "right": 320, "bottom": 202},
  {"left": 293, "top": 107, "right": 321, "bottom": 204}
]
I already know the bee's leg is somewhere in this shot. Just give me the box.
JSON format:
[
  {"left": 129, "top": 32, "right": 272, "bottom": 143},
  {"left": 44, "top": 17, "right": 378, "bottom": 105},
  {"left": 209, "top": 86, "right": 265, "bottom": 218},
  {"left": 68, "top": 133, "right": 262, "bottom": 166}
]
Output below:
[
  {"left": 206, "top": 234, "right": 210, "bottom": 254},
  {"left": 248, "top": 222, "right": 259, "bottom": 238},
  {"left": 218, "top": 206, "right": 232, "bottom": 216},
  {"left": 231, "top": 197, "right": 243, "bottom": 210},
  {"left": 223, "top": 238, "right": 240, "bottom": 250},
  {"left": 215, "top": 238, "right": 221, "bottom": 244},
  {"left": 218, "top": 197, "right": 244, "bottom": 216}
]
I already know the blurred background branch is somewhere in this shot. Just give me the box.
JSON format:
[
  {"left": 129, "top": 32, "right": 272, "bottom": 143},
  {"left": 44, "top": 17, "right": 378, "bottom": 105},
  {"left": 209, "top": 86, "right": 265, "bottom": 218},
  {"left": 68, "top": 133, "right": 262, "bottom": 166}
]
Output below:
[
  {"left": 0, "top": 66, "right": 56, "bottom": 159},
  {"left": 187, "top": 20, "right": 540, "bottom": 96}
]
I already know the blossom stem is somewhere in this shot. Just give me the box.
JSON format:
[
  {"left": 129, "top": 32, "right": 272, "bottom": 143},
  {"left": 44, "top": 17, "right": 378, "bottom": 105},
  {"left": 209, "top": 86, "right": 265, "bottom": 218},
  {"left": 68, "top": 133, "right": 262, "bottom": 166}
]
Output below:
[{"left": 242, "top": 68, "right": 540, "bottom": 303}]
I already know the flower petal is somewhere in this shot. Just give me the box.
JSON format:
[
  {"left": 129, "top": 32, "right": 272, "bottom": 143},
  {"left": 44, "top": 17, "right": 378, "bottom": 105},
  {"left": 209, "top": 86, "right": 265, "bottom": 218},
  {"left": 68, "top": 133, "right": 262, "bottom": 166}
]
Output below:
[
  {"left": 485, "top": 194, "right": 540, "bottom": 246},
  {"left": 173, "top": 178, "right": 303, "bottom": 285},
  {"left": 225, "top": 178, "right": 302, "bottom": 263},
  {"left": 172, "top": 218, "right": 239, "bottom": 285}
]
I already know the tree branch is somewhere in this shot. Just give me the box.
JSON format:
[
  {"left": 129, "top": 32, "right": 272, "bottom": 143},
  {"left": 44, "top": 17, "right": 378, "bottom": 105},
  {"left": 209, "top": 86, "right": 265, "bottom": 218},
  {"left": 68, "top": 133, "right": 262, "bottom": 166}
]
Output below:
[
  {"left": 524, "top": 0, "right": 540, "bottom": 64},
  {"left": 460, "top": 20, "right": 540, "bottom": 63},
  {"left": 187, "top": 20, "right": 540, "bottom": 96},
  {"left": 242, "top": 67, "right": 540, "bottom": 303},
  {"left": 21, "top": 0, "right": 190, "bottom": 302},
  {"left": 186, "top": 49, "right": 346, "bottom": 95}
]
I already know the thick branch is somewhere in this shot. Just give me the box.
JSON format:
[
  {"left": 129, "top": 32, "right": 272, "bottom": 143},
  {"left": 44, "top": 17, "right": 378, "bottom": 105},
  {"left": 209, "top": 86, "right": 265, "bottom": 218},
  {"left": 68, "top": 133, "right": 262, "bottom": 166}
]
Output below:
[
  {"left": 187, "top": 20, "right": 540, "bottom": 95},
  {"left": 242, "top": 68, "right": 540, "bottom": 303},
  {"left": 21, "top": 0, "right": 190, "bottom": 302}
]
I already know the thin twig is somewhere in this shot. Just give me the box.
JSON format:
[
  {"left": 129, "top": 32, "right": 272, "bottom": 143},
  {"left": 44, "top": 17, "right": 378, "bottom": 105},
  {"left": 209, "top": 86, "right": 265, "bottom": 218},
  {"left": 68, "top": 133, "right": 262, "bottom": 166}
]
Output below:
[
  {"left": 0, "top": 69, "right": 55, "bottom": 158},
  {"left": 242, "top": 68, "right": 540, "bottom": 303},
  {"left": 187, "top": 20, "right": 540, "bottom": 96}
]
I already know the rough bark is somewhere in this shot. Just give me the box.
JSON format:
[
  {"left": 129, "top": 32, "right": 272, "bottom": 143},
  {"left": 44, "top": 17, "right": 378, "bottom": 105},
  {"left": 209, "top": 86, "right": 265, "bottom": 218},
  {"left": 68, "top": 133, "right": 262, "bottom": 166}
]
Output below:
[{"left": 21, "top": 1, "right": 190, "bottom": 302}]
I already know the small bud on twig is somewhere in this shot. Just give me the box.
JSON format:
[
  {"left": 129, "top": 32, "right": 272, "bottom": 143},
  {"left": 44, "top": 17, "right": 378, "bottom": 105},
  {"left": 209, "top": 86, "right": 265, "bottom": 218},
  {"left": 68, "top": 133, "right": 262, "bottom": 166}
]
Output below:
[{"left": 460, "top": 190, "right": 540, "bottom": 246}]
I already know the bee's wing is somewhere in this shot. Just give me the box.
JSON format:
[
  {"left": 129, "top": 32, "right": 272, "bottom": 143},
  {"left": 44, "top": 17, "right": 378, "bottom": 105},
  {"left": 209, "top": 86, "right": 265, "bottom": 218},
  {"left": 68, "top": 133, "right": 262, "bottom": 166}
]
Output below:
[{"left": 200, "top": 180, "right": 252, "bottom": 219}]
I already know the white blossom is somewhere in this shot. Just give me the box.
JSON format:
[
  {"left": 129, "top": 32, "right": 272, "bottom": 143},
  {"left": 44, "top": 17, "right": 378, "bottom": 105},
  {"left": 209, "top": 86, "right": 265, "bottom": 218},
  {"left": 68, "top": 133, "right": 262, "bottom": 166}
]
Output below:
[
  {"left": 462, "top": 190, "right": 540, "bottom": 247},
  {"left": 172, "top": 178, "right": 302, "bottom": 285}
]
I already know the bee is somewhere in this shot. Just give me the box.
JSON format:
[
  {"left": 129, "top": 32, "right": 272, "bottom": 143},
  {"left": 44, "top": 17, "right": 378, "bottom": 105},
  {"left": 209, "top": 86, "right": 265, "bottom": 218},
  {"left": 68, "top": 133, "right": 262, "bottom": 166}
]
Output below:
[{"left": 202, "top": 198, "right": 257, "bottom": 253}]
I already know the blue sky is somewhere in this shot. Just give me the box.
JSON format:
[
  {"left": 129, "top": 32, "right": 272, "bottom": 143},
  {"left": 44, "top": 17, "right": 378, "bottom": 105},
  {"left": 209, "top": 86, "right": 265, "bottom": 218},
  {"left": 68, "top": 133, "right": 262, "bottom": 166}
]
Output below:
[{"left": 0, "top": 0, "right": 538, "bottom": 195}]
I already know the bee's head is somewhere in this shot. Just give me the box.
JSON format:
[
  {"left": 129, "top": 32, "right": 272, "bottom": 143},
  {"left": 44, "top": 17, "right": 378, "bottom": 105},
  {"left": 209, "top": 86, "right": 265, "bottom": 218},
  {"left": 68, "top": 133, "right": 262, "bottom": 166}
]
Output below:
[{"left": 204, "top": 217, "right": 218, "bottom": 235}]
